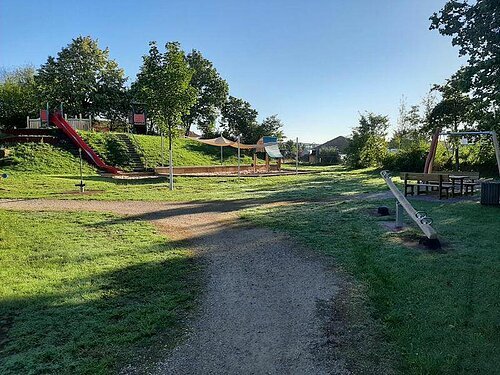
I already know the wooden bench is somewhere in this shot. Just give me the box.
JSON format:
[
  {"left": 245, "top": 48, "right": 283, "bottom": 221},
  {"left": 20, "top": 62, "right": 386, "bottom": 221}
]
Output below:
[{"left": 400, "top": 172, "right": 451, "bottom": 199}]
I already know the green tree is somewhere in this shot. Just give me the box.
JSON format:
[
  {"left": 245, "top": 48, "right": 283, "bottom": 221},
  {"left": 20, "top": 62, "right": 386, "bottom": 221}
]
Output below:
[
  {"left": 133, "top": 41, "right": 197, "bottom": 189},
  {"left": 430, "top": 0, "right": 499, "bottom": 131},
  {"left": 36, "top": 36, "right": 128, "bottom": 122},
  {"left": 346, "top": 112, "right": 389, "bottom": 168},
  {"left": 184, "top": 50, "right": 228, "bottom": 137},
  {"left": 317, "top": 146, "right": 341, "bottom": 165},
  {"left": 220, "top": 96, "right": 259, "bottom": 143},
  {"left": 390, "top": 96, "right": 427, "bottom": 150},
  {"left": 428, "top": 85, "right": 473, "bottom": 170},
  {"left": 0, "top": 66, "right": 38, "bottom": 128},
  {"left": 260, "top": 115, "right": 284, "bottom": 141}
]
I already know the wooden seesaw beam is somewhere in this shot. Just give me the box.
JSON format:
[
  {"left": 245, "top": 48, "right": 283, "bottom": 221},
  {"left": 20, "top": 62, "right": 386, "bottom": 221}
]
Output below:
[{"left": 380, "top": 170, "right": 438, "bottom": 241}]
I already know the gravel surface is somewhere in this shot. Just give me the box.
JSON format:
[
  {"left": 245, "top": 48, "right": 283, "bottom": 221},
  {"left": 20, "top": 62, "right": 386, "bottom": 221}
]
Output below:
[{"left": 1, "top": 199, "right": 347, "bottom": 374}]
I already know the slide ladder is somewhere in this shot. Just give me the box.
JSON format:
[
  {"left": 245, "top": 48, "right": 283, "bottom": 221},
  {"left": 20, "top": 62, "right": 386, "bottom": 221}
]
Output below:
[{"left": 50, "top": 113, "right": 120, "bottom": 174}]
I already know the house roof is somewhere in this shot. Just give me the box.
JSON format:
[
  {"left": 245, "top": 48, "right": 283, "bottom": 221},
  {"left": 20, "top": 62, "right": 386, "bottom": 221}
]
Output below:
[{"left": 315, "top": 136, "right": 350, "bottom": 153}]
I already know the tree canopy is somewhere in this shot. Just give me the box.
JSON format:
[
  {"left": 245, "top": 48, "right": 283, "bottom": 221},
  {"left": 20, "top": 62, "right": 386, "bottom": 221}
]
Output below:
[
  {"left": 183, "top": 50, "right": 228, "bottom": 137},
  {"left": 133, "top": 41, "right": 197, "bottom": 136},
  {"left": 36, "top": 36, "right": 128, "bottom": 120},
  {"left": 220, "top": 96, "right": 259, "bottom": 143},
  {"left": 430, "top": 0, "right": 499, "bottom": 130},
  {"left": 0, "top": 66, "right": 38, "bottom": 127},
  {"left": 220, "top": 97, "right": 284, "bottom": 143},
  {"left": 346, "top": 112, "right": 389, "bottom": 168}
]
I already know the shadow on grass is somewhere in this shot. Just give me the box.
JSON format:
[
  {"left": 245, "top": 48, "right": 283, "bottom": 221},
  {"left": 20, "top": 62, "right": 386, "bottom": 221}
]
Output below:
[
  {"left": 0, "top": 252, "right": 200, "bottom": 375},
  {"left": 52, "top": 175, "right": 168, "bottom": 186}
]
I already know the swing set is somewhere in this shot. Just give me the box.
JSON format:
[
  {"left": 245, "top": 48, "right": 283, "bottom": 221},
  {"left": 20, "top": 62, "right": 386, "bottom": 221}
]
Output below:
[{"left": 424, "top": 130, "right": 500, "bottom": 177}]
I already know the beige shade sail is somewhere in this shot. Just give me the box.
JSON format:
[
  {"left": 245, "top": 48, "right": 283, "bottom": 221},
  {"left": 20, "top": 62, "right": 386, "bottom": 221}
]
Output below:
[{"left": 188, "top": 136, "right": 257, "bottom": 149}]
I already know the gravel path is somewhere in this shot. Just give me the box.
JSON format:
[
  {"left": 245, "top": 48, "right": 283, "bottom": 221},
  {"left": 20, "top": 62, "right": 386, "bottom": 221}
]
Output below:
[{"left": 1, "top": 199, "right": 347, "bottom": 374}]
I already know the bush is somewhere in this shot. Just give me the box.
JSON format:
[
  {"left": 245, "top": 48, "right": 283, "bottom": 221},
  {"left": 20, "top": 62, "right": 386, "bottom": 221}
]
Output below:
[
  {"left": 382, "top": 147, "right": 427, "bottom": 172},
  {"left": 317, "top": 146, "right": 341, "bottom": 165}
]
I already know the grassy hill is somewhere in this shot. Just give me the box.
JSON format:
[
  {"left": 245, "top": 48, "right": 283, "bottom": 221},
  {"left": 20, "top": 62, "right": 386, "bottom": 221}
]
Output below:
[
  {"left": 135, "top": 134, "right": 255, "bottom": 168},
  {"left": 79, "top": 132, "right": 255, "bottom": 170},
  {"left": 0, "top": 132, "right": 256, "bottom": 174},
  {"left": 0, "top": 143, "right": 96, "bottom": 174}
]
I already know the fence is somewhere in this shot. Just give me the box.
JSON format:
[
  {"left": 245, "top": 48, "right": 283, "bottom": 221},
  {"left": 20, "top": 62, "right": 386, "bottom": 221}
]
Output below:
[{"left": 26, "top": 114, "right": 92, "bottom": 131}]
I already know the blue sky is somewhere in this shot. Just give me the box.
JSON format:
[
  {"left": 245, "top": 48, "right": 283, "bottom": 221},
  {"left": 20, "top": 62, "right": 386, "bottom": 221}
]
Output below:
[{"left": 1, "top": 0, "right": 463, "bottom": 143}]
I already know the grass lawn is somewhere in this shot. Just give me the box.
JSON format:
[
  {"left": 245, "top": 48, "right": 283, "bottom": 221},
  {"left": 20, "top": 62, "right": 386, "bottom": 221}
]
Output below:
[
  {"left": 0, "top": 210, "right": 199, "bottom": 375},
  {"left": 0, "top": 167, "right": 386, "bottom": 201},
  {"left": 1, "top": 151, "right": 499, "bottom": 374},
  {"left": 242, "top": 196, "right": 500, "bottom": 374}
]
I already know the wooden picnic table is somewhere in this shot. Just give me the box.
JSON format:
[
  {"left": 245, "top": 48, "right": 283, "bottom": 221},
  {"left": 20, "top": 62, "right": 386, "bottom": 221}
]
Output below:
[{"left": 449, "top": 175, "right": 468, "bottom": 196}]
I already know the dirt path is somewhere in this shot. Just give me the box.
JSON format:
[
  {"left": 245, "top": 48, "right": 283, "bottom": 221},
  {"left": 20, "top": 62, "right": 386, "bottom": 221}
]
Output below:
[{"left": 0, "top": 199, "right": 347, "bottom": 374}]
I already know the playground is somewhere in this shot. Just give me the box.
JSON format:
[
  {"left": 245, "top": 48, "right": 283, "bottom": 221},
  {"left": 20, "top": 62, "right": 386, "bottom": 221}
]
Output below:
[
  {"left": 1, "top": 147, "right": 499, "bottom": 373},
  {"left": 2, "top": 0, "right": 499, "bottom": 372},
  {"left": 0, "top": 108, "right": 499, "bottom": 375}
]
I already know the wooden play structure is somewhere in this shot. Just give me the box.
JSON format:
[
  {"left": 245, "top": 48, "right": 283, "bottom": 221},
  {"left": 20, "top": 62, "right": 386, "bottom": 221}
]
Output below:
[
  {"left": 159, "top": 135, "right": 284, "bottom": 176},
  {"left": 380, "top": 170, "right": 440, "bottom": 248}
]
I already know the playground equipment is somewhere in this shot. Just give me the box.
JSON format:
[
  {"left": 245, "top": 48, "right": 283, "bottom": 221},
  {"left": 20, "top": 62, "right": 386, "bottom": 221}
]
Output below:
[
  {"left": 424, "top": 130, "right": 500, "bottom": 177},
  {"left": 50, "top": 112, "right": 120, "bottom": 174},
  {"left": 75, "top": 148, "right": 86, "bottom": 193},
  {"left": 130, "top": 103, "right": 147, "bottom": 134},
  {"left": 380, "top": 170, "right": 440, "bottom": 249},
  {"left": 189, "top": 135, "right": 284, "bottom": 174}
]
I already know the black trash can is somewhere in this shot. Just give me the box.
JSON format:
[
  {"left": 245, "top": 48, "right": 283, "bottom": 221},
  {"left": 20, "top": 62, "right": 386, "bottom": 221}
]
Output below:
[{"left": 481, "top": 181, "right": 500, "bottom": 206}]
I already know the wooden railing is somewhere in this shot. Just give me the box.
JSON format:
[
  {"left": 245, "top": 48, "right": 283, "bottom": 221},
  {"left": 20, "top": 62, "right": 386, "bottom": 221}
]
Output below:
[{"left": 26, "top": 115, "right": 92, "bottom": 131}]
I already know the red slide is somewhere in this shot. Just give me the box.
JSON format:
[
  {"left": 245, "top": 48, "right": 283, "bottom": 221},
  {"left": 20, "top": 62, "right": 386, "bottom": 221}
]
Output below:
[{"left": 50, "top": 113, "right": 120, "bottom": 174}]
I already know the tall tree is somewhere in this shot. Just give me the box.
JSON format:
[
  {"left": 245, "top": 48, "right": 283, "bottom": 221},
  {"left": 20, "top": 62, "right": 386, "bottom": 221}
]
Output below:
[
  {"left": 36, "top": 36, "right": 128, "bottom": 121},
  {"left": 346, "top": 112, "right": 389, "bottom": 168},
  {"left": 220, "top": 97, "right": 284, "bottom": 144},
  {"left": 430, "top": 0, "right": 499, "bottom": 130},
  {"left": 184, "top": 50, "right": 228, "bottom": 137},
  {"left": 428, "top": 85, "right": 473, "bottom": 169},
  {"left": 0, "top": 66, "right": 38, "bottom": 128},
  {"left": 391, "top": 96, "right": 426, "bottom": 150},
  {"left": 133, "top": 41, "right": 197, "bottom": 189},
  {"left": 260, "top": 115, "right": 284, "bottom": 141},
  {"left": 220, "top": 96, "right": 259, "bottom": 143}
]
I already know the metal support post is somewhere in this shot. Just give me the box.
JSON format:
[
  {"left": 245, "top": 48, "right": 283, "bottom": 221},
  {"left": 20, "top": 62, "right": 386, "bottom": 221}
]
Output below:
[{"left": 395, "top": 202, "right": 404, "bottom": 228}]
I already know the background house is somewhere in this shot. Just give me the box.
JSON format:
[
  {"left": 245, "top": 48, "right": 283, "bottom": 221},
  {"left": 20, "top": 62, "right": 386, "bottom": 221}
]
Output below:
[{"left": 309, "top": 136, "right": 350, "bottom": 164}]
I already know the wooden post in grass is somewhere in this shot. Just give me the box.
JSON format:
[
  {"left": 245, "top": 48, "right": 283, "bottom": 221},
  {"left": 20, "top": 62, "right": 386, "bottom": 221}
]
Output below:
[
  {"left": 296, "top": 137, "right": 299, "bottom": 175},
  {"left": 491, "top": 131, "right": 500, "bottom": 177}
]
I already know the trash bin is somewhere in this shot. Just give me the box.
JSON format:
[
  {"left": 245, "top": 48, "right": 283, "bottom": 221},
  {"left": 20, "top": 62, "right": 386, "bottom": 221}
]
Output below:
[{"left": 481, "top": 181, "right": 500, "bottom": 206}]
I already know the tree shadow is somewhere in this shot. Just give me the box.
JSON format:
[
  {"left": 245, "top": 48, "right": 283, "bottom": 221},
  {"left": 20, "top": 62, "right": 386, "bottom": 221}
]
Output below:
[
  {"left": 51, "top": 175, "right": 167, "bottom": 185},
  {"left": 0, "top": 249, "right": 200, "bottom": 375}
]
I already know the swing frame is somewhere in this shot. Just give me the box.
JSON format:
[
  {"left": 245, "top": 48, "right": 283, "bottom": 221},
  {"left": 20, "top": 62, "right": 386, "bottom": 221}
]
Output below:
[{"left": 425, "top": 130, "right": 500, "bottom": 177}]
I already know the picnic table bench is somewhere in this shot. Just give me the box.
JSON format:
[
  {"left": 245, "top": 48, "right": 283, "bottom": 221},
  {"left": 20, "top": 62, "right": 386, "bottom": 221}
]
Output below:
[
  {"left": 401, "top": 171, "right": 485, "bottom": 199},
  {"left": 441, "top": 171, "right": 481, "bottom": 195},
  {"left": 400, "top": 172, "right": 451, "bottom": 199}
]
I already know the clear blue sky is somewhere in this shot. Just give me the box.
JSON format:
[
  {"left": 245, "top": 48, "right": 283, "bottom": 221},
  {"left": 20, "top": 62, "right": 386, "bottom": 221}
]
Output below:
[{"left": 0, "top": 0, "right": 462, "bottom": 143}]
